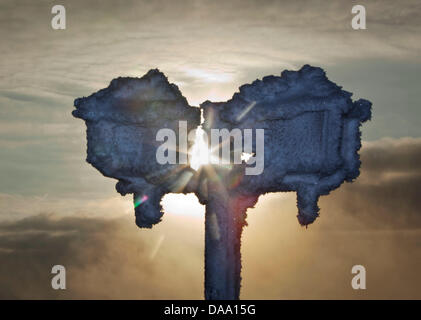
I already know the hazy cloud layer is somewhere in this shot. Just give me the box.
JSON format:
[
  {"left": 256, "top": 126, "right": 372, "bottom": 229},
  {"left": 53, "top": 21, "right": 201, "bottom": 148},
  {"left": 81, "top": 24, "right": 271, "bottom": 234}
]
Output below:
[
  {"left": 1, "top": 0, "right": 420, "bottom": 200},
  {"left": 319, "top": 138, "right": 421, "bottom": 230},
  {"left": 0, "top": 138, "right": 419, "bottom": 299},
  {"left": 0, "top": 213, "right": 204, "bottom": 299},
  {"left": 0, "top": 0, "right": 420, "bottom": 299}
]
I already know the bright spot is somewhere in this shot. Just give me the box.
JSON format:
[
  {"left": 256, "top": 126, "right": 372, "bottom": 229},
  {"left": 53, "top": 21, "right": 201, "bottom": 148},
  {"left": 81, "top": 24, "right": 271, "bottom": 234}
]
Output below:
[
  {"left": 189, "top": 126, "right": 211, "bottom": 171},
  {"left": 161, "top": 193, "right": 205, "bottom": 217},
  {"left": 241, "top": 152, "right": 253, "bottom": 162},
  {"left": 189, "top": 126, "right": 252, "bottom": 171},
  {"left": 185, "top": 69, "right": 232, "bottom": 83}
]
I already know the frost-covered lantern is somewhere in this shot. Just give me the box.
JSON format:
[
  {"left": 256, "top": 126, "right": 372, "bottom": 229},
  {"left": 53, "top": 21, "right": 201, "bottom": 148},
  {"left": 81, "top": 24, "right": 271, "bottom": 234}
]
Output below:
[
  {"left": 73, "top": 65, "right": 371, "bottom": 300},
  {"left": 72, "top": 70, "right": 200, "bottom": 228},
  {"left": 200, "top": 65, "right": 371, "bottom": 299}
]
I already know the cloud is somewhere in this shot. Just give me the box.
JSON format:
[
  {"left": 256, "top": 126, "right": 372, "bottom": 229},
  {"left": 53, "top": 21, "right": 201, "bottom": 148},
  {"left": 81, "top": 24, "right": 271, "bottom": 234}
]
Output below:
[
  {"left": 318, "top": 138, "right": 421, "bottom": 230},
  {"left": 0, "top": 0, "right": 420, "bottom": 299},
  {"left": 240, "top": 137, "right": 421, "bottom": 299},
  {"left": 0, "top": 137, "right": 420, "bottom": 299},
  {"left": 1, "top": 0, "right": 420, "bottom": 93},
  {"left": 1, "top": 1, "right": 420, "bottom": 200},
  {"left": 362, "top": 138, "right": 421, "bottom": 176},
  {"left": 0, "top": 213, "right": 204, "bottom": 299}
]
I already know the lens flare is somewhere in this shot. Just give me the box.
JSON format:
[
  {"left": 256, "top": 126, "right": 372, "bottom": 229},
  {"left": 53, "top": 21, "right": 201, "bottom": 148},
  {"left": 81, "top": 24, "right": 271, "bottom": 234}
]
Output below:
[{"left": 134, "top": 195, "right": 149, "bottom": 208}]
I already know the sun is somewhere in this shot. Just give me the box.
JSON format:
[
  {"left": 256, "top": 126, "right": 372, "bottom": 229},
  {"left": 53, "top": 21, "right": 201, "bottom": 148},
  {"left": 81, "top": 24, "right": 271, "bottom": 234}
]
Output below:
[
  {"left": 188, "top": 125, "right": 254, "bottom": 171},
  {"left": 189, "top": 126, "right": 211, "bottom": 171}
]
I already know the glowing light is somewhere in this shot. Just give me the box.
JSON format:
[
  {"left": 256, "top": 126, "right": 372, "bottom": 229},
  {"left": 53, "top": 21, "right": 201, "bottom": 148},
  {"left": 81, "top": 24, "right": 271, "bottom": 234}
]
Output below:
[
  {"left": 185, "top": 69, "right": 232, "bottom": 83},
  {"left": 189, "top": 126, "right": 211, "bottom": 171},
  {"left": 161, "top": 193, "right": 205, "bottom": 217},
  {"left": 241, "top": 152, "right": 253, "bottom": 162},
  {"left": 134, "top": 194, "right": 148, "bottom": 208},
  {"left": 189, "top": 127, "right": 253, "bottom": 171}
]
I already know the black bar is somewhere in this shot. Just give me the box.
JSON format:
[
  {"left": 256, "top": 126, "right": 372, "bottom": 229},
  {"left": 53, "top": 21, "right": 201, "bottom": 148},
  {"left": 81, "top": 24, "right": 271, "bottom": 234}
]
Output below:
[{"left": 0, "top": 300, "right": 418, "bottom": 319}]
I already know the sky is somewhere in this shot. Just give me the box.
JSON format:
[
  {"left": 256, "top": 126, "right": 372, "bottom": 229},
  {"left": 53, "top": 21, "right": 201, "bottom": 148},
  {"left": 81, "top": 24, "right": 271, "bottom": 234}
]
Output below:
[{"left": 0, "top": 0, "right": 420, "bottom": 299}]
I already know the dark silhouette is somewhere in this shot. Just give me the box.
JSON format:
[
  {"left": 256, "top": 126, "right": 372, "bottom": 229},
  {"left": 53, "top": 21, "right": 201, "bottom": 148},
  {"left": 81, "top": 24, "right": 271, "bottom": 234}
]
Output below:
[{"left": 73, "top": 65, "right": 371, "bottom": 300}]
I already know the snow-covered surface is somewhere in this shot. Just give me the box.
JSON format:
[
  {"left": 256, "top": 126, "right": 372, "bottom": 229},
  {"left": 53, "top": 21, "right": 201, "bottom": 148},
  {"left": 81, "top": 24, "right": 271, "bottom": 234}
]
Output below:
[
  {"left": 73, "top": 69, "right": 200, "bottom": 227},
  {"left": 73, "top": 65, "right": 371, "bottom": 227},
  {"left": 202, "top": 65, "right": 371, "bottom": 225},
  {"left": 73, "top": 65, "right": 371, "bottom": 300}
]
